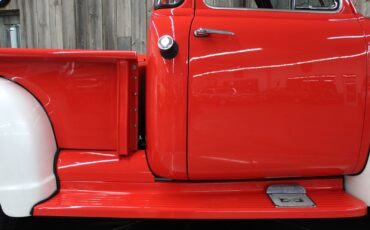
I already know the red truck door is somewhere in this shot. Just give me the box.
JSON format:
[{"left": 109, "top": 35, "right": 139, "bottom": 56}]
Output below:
[{"left": 188, "top": 0, "right": 367, "bottom": 180}]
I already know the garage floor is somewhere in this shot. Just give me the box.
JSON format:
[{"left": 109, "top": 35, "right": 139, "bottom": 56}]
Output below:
[{"left": 13, "top": 214, "right": 370, "bottom": 230}]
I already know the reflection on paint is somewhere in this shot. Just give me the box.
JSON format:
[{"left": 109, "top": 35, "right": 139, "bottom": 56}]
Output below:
[
  {"left": 190, "top": 48, "right": 263, "bottom": 62},
  {"left": 59, "top": 159, "right": 118, "bottom": 169},
  {"left": 193, "top": 52, "right": 366, "bottom": 78},
  {"left": 327, "top": 35, "right": 364, "bottom": 40}
]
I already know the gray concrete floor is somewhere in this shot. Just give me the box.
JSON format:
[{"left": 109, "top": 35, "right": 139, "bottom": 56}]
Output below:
[{"left": 13, "top": 214, "right": 370, "bottom": 230}]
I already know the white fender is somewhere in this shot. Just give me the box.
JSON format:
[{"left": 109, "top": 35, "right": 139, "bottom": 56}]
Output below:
[
  {"left": 0, "top": 78, "right": 57, "bottom": 217},
  {"left": 346, "top": 158, "right": 370, "bottom": 206}
]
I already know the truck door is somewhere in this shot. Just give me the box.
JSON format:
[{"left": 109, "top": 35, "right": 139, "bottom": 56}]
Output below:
[{"left": 188, "top": 0, "right": 367, "bottom": 180}]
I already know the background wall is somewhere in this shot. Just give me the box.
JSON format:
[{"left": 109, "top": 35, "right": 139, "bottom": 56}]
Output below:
[
  {"left": 0, "top": 0, "right": 369, "bottom": 53},
  {"left": 353, "top": 0, "right": 370, "bottom": 15},
  {"left": 0, "top": 0, "right": 152, "bottom": 53}
]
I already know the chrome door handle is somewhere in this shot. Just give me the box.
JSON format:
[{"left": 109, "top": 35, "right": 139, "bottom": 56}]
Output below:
[{"left": 194, "top": 28, "right": 235, "bottom": 37}]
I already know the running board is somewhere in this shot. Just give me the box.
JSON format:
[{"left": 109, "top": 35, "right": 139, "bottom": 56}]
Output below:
[{"left": 34, "top": 178, "right": 367, "bottom": 219}]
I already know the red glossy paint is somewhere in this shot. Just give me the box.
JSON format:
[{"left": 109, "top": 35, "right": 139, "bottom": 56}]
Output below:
[
  {"left": 354, "top": 16, "right": 370, "bottom": 173},
  {"left": 0, "top": 49, "right": 138, "bottom": 154},
  {"left": 146, "top": 0, "right": 194, "bottom": 179},
  {"left": 187, "top": 0, "right": 368, "bottom": 180},
  {"left": 57, "top": 150, "right": 154, "bottom": 183},
  {"left": 34, "top": 178, "right": 367, "bottom": 219},
  {"left": 2, "top": 0, "right": 370, "bottom": 220}
]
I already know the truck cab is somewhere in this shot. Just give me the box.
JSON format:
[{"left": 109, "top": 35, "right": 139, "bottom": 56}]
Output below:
[{"left": 147, "top": 0, "right": 369, "bottom": 181}]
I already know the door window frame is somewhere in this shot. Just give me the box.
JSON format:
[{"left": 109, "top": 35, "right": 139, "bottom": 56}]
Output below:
[{"left": 202, "top": 0, "right": 343, "bottom": 14}]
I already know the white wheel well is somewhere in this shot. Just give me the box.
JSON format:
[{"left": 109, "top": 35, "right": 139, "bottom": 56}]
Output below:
[{"left": 0, "top": 77, "right": 57, "bottom": 217}]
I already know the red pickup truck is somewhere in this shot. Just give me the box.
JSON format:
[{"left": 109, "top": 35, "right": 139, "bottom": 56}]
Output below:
[{"left": 0, "top": 0, "right": 369, "bottom": 228}]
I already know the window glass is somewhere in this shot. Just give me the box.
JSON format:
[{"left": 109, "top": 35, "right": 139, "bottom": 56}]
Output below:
[
  {"left": 0, "top": 11, "right": 20, "bottom": 48},
  {"left": 155, "top": 0, "right": 184, "bottom": 9},
  {"left": 204, "top": 0, "right": 339, "bottom": 11},
  {"left": 5, "top": 25, "right": 20, "bottom": 48}
]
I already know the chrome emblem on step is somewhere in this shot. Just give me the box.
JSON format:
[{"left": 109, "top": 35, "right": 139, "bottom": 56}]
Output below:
[{"left": 267, "top": 185, "right": 316, "bottom": 208}]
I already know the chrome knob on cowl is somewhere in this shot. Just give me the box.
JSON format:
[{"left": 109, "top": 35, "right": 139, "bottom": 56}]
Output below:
[{"left": 158, "top": 35, "right": 179, "bottom": 59}]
